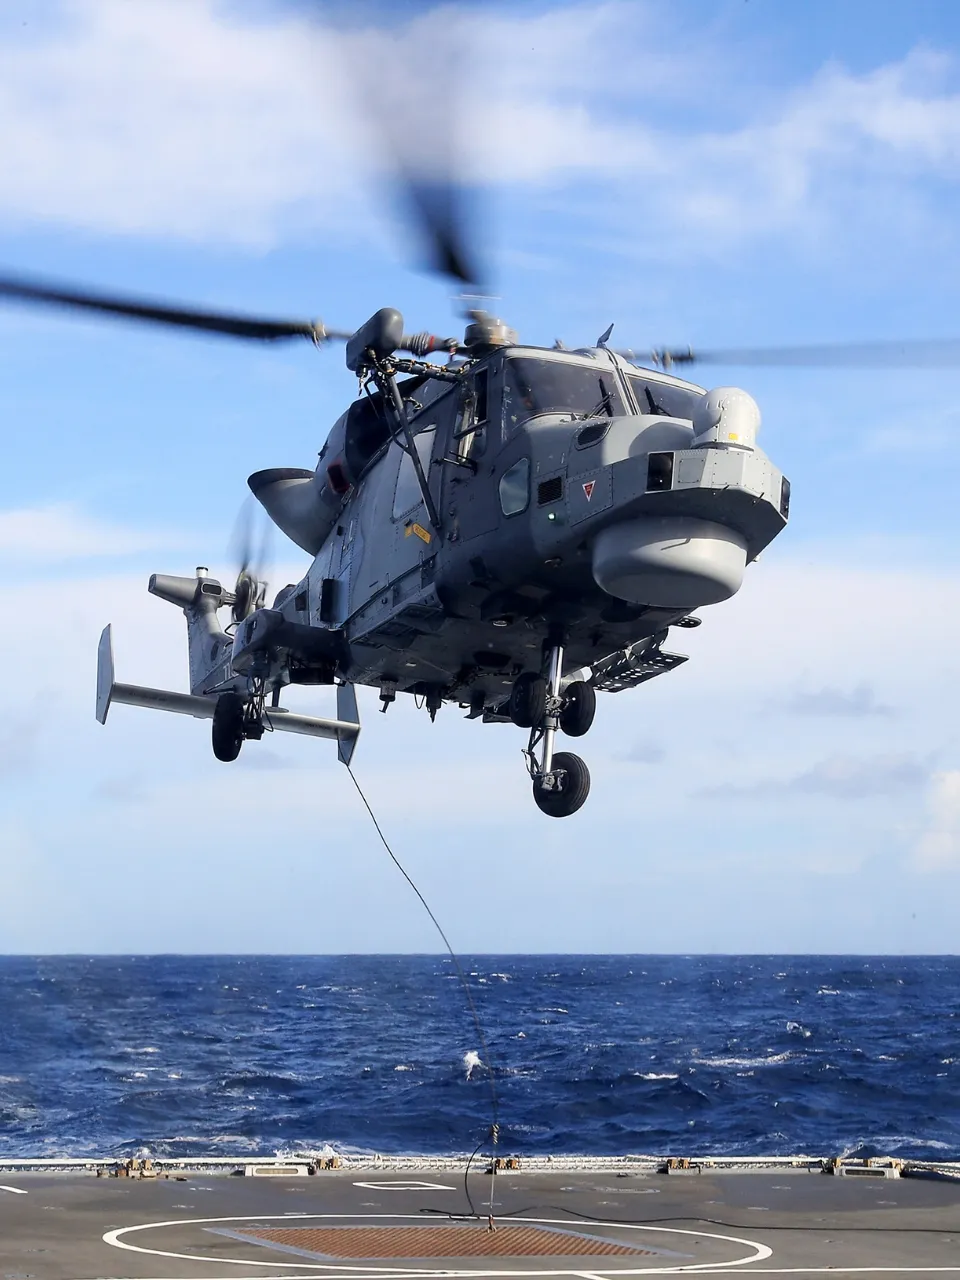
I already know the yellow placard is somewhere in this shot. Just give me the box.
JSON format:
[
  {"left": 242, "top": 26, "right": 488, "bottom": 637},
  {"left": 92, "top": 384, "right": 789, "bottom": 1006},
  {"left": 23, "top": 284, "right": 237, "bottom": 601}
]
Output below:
[{"left": 405, "top": 522, "right": 432, "bottom": 544}]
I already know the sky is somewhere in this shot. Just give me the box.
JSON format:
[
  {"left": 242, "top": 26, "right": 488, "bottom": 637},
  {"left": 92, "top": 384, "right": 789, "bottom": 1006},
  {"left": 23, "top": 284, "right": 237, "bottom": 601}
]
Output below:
[{"left": 2, "top": 0, "right": 960, "bottom": 953}]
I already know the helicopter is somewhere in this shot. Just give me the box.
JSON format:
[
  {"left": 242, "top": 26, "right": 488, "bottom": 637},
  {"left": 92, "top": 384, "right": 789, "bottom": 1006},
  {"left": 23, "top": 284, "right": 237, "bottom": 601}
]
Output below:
[
  {"left": 28, "top": 274, "right": 777, "bottom": 817},
  {"left": 3, "top": 176, "right": 959, "bottom": 816}
]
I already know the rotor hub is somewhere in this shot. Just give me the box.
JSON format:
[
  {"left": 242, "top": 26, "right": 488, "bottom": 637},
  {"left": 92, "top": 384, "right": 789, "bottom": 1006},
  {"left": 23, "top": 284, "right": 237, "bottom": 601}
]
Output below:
[{"left": 463, "top": 309, "right": 518, "bottom": 353}]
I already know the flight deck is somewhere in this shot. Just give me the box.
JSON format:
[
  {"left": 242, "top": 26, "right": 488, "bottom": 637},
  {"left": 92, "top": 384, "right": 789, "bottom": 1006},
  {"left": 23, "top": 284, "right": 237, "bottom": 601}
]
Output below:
[{"left": 2, "top": 1157, "right": 959, "bottom": 1278}]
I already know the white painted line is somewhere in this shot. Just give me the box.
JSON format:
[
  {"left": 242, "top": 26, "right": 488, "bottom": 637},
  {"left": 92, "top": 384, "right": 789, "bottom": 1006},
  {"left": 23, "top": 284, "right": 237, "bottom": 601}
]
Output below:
[
  {"left": 353, "top": 1181, "right": 455, "bottom": 1191},
  {"left": 77, "top": 1270, "right": 960, "bottom": 1280},
  {"left": 102, "top": 1211, "right": 772, "bottom": 1274},
  {"left": 0, "top": 1184, "right": 26, "bottom": 1194}
]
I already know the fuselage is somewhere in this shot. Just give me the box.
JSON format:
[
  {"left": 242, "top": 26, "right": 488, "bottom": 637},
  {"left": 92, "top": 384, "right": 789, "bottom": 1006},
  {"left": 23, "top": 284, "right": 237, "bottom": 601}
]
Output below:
[{"left": 241, "top": 346, "right": 789, "bottom": 711}]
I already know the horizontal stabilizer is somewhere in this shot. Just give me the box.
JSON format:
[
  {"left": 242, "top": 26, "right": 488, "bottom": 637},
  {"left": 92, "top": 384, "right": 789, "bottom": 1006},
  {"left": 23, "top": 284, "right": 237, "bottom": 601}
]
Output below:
[{"left": 96, "top": 625, "right": 360, "bottom": 756}]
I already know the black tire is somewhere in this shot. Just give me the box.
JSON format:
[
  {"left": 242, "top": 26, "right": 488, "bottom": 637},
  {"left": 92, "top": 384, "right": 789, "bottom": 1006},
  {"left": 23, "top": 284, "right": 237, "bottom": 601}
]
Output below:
[
  {"left": 533, "top": 751, "right": 591, "bottom": 818},
  {"left": 509, "top": 672, "right": 547, "bottom": 729},
  {"left": 212, "top": 692, "right": 245, "bottom": 762},
  {"left": 559, "top": 680, "right": 596, "bottom": 737}
]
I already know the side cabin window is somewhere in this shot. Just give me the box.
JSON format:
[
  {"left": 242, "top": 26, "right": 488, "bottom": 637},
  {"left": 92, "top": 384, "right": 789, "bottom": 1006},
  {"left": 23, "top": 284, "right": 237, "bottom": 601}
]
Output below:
[
  {"left": 628, "top": 374, "right": 703, "bottom": 421},
  {"left": 342, "top": 374, "right": 438, "bottom": 483},
  {"left": 502, "top": 356, "right": 625, "bottom": 441},
  {"left": 499, "top": 457, "right": 530, "bottom": 516},
  {"left": 390, "top": 384, "right": 458, "bottom": 521},
  {"left": 392, "top": 428, "right": 436, "bottom": 519}
]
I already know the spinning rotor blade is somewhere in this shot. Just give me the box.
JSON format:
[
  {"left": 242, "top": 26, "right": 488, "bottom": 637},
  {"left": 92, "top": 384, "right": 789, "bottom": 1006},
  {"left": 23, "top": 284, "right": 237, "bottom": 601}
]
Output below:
[
  {"left": 228, "top": 496, "right": 272, "bottom": 624},
  {"left": 347, "top": 19, "right": 486, "bottom": 292},
  {"left": 0, "top": 271, "right": 348, "bottom": 343},
  {"left": 400, "top": 177, "right": 479, "bottom": 288},
  {"left": 230, "top": 495, "right": 272, "bottom": 579},
  {"left": 628, "top": 338, "right": 960, "bottom": 371}
]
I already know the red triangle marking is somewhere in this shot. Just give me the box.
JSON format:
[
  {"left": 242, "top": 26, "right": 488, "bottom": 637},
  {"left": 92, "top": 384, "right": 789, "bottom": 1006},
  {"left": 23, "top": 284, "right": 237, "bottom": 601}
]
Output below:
[{"left": 583, "top": 481, "right": 596, "bottom": 501}]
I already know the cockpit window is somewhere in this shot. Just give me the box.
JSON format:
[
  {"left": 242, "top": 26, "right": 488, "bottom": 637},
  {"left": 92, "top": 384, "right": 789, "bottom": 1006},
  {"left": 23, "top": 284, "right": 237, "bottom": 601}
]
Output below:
[
  {"left": 453, "top": 368, "right": 489, "bottom": 462},
  {"left": 502, "top": 357, "right": 625, "bottom": 439},
  {"left": 628, "top": 375, "right": 703, "bottom": 422}
]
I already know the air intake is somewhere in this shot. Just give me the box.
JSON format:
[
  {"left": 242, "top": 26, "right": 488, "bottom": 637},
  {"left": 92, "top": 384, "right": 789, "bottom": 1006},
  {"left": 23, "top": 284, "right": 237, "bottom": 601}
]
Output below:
[{"left": 538, "top": 476, "right": 564, "bottom": 505}]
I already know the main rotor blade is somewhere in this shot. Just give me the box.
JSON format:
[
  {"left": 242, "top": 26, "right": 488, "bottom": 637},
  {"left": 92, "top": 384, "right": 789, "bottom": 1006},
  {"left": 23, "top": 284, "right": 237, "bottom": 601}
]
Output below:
[
  {"left": 0, "top": 272, "right": 343, "bottom": 343},
  {"left": 629, "top": 339, "right": 960, "bottom": 370},
  {"left": 400, "top": 176, "right": 480, "bottom": 288},
  {"left": 345, "top": 19, "right": 486, "bottom": 291}
]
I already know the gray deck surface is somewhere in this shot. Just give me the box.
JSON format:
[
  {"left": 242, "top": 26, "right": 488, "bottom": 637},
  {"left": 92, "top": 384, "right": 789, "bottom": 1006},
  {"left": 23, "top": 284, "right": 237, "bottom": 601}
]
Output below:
[{"left": 1, "top": 1168, "right": 958, "bottom": 1278}]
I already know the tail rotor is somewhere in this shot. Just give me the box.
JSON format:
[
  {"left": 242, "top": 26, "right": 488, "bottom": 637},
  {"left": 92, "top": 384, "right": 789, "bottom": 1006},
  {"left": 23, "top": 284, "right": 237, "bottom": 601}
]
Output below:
[{"left": 228, "top": 495, "right": 271, "bottom": 624}]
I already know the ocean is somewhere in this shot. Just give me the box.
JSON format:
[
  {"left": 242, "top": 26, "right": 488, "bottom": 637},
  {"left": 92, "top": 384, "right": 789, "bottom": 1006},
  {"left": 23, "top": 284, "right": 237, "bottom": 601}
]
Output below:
[{"left": 0, "top": 955, "right": 956, "bottom": 1162}]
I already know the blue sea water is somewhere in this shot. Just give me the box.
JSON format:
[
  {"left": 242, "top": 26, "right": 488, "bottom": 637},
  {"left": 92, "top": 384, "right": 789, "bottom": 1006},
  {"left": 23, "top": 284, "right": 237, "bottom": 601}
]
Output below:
[{"left": 0, "top": 955, "right": 957, "bottom": 1162}]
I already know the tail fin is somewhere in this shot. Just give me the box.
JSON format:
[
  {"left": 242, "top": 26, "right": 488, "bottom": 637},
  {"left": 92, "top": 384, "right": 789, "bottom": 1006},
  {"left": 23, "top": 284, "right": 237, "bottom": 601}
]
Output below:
[{"left": 148, "top": 569, "right": 236, "bottom": 696}]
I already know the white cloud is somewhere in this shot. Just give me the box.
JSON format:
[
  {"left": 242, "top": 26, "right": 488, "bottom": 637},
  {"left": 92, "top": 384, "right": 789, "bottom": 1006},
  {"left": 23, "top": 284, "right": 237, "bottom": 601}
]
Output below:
[
  {"left": 701, "top": 753, "right": 929, "bottom": 801},
  {"left": 0, "top": 502, "right": 185, "bottom": 561},
  {"left": 665, "top": 50, "right": 960, "bottom": 246},
  {"left": 779, "top": 683, "right": 894, "bottom": 717},
  {"left": 913, "top": 770, "right": 960, "bottom": 871},
  {"left": 0, "top": 1, "right": 958, "bottom": 261}
]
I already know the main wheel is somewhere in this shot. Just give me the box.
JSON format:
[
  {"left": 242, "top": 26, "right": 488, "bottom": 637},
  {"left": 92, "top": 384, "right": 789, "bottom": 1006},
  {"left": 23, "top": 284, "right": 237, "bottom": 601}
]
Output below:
[
  {"left": 533, "top": 751, "right": 591, "bottom": 818},
  {"left": 212, "top": 692, "right": 245, "bottom": 762},
  {"left": 509, "top": 672, "right": 547, "bottom": 728},
  {"left": 559, "top": 680, "right": 596, "bottom": 737}
]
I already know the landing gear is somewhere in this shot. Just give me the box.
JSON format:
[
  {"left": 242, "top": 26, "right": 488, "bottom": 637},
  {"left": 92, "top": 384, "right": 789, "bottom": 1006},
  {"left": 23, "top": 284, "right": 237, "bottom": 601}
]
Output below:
[
  {"left": 532, "top": 751, "right": 590, "bottom": 818},
  {"left": 211, "top": 692, "right": 245, "bottom": 762},
  {"left": 521, "top": 639, "right": 592, "bottom": 817},
  {"left": 559, "top": 680, "right": 596, "bottom": 737},
  {"left": 211, "top": 681, "right": 267, "bottom": 762},
  {"left": 508, "top": 672, "right": 547, "bottom": 728}
]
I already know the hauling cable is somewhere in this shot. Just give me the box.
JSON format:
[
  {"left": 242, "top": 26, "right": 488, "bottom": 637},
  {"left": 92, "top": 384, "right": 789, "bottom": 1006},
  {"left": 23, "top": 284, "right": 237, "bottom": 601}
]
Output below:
[{"left": 345, "top": 764, "right": 500, "bottom": 1227}]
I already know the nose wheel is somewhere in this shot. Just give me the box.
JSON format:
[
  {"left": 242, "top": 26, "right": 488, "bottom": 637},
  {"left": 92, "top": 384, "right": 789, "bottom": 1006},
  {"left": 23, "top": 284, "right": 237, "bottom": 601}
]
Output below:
[{"left": 517, "top": 641, "right": 592, "bottom": 817}]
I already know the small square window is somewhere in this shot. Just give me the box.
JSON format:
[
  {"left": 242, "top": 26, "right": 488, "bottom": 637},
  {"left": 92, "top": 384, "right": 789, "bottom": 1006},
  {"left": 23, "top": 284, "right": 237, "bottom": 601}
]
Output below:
[{"left": 499, "top": 458, "right": 530, "bottom": 516}]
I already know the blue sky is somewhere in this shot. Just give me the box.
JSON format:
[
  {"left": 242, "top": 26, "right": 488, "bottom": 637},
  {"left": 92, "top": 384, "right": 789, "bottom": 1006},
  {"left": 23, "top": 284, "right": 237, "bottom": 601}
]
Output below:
[{"left": 2, "top": 0, "right": 960, "bottom": 952}]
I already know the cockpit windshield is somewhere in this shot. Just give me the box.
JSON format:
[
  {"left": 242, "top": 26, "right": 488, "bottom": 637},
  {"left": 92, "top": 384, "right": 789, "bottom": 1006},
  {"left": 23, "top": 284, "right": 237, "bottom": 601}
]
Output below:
[
  {"left": 503, "top": 357, "right": 625, "bottom": 437},
  {"left": 628, "top": 374, "right": 703, "bottom": 421}
]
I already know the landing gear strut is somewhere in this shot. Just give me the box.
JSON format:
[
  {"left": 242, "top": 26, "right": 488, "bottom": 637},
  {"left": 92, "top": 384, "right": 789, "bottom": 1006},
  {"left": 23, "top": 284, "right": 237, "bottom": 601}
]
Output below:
[{"left": 519, "top": 640, "right": 592, "bottom": 817}]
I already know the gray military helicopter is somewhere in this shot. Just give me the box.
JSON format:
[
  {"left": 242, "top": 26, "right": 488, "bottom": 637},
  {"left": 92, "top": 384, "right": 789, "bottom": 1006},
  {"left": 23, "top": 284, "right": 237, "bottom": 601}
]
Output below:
[{"left": 3, "top": 192, "right": 957, "bottom": 814}]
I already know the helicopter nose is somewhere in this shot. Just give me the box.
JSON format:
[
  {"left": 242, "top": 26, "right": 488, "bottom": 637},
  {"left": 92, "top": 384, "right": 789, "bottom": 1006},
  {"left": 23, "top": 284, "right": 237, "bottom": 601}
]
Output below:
[{"left": 592, "top": 516, "right": 747, "bottom": 609}]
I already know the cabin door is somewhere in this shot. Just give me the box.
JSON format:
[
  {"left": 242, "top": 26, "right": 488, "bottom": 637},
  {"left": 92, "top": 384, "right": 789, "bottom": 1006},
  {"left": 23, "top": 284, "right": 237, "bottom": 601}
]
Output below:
[{"left": 441, "top": 362, "right": 502, "bottom": 544}]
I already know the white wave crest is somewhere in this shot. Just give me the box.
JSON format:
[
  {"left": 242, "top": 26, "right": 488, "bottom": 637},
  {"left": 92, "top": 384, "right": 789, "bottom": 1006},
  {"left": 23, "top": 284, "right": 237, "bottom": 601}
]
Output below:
[
  {"left": 695, "top": 1051, "right": 794, "bottom": 1069},
  {"left": 841, "top": 1135, "right": 955, "bottom": 1156},
  {"left": 463, "top": 1050, "right": 483, "bottom": 1080}
]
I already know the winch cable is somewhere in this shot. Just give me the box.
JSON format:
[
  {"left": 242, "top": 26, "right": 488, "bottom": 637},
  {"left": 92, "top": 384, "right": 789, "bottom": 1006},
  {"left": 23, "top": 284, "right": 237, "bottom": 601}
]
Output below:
[{"left": 345, "top": 764, "right": 501, "bottom": 1226}]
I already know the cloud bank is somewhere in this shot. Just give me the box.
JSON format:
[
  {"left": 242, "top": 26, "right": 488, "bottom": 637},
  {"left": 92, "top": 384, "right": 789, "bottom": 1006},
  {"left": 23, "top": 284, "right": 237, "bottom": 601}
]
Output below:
[{"left": 0, "top": 1, "right": 959, "bottom": 264}]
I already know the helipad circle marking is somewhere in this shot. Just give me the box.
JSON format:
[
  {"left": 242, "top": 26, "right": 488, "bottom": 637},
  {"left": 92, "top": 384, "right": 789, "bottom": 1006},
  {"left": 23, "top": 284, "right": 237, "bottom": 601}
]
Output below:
[
  {"left": 353, "top": 1181, "right": 456, "bottom": 1191},
  {"left": 102, "top": 1211, "right": 772, "bottom": 1274}
]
